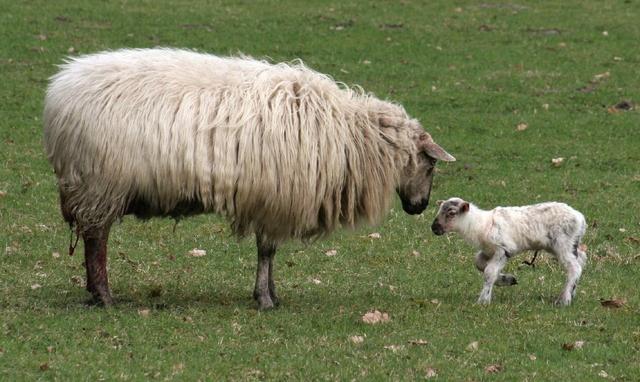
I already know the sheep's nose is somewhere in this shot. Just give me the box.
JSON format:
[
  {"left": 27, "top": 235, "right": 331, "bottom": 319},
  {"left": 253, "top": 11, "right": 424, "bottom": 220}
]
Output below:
[{"left": 431, "top": 221, "right": 444, "bottom": 235}]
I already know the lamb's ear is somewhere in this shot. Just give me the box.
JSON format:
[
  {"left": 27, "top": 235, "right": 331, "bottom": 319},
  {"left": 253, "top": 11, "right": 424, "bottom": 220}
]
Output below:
[
  {"left": 436, "top": 199, "right": 444, "bottom": 207},
  {"left": 460, "top": 202, "right": 470, "bottom": 213},
  {"left": 419, "top": 133, "right": 456, "bottom": 162}
]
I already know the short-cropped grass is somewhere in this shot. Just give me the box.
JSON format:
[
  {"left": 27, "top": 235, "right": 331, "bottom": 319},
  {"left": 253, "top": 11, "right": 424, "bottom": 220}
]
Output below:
[{"left": 1, "top": 1, "right": 638, "bottom": 380}]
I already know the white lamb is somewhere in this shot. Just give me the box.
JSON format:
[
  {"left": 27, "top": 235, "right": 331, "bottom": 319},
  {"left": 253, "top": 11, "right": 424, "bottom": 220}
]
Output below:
[{"left": 431, "top": 197, "right": 587, "bottom": 306}]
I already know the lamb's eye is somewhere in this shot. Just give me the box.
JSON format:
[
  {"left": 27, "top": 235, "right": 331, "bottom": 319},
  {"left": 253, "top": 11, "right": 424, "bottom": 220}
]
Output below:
[{"left": 446, "top": 210, "right": 456, "bottom": 217}]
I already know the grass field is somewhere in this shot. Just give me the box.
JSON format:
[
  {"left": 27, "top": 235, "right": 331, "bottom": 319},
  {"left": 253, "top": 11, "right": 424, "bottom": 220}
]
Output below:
[{"left": 1, "top": 0, "right": 639, "bottom": 380}]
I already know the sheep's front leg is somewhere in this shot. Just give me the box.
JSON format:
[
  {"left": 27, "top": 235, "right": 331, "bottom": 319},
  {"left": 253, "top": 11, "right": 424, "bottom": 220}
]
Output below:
[
  {"left": 83, "top": 224, "right": 114, "bottom": 306},
  {"left": 475, "top": 251, "right": 517, "bottom": 287},
  {"left": 253, "top": 236, "right": 278, "bottom": 310},
  {"left": 477, "top": 250, "right": 508, "bottom": 304}
]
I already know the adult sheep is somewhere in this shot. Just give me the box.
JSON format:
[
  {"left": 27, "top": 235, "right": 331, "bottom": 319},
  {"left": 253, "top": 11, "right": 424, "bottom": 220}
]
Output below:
[{"left": 44, "top": 48, "right": 455, "bottom": 309}]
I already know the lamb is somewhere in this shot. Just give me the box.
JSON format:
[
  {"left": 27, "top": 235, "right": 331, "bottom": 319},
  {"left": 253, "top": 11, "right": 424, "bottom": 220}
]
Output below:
[
  {"left": 431, "top": 197, "right": 587, "bottom": 306},
  {"left": 43, "top": 48, "right": 456, "bottom": 309}
]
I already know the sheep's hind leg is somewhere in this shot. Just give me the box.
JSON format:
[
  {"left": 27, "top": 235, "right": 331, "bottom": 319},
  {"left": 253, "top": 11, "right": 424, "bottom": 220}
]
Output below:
[
  {"left": 475, "top": 251, "right": 517, "bottom": 287},
  {"left": 83, "top": 224, "right": 114, "bottom": 306},
  {"left": 555, "top": 248, "right": 583, "bottom": 306},
  {"left": 253, "top": 236, "right": 278, "bottom": 310}
]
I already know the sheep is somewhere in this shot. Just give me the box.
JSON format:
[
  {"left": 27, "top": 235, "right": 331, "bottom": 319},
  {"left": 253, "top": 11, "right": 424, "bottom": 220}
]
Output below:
[
  {"left": 43, "top": 48, "right": 456, "bottom": 309},
  {"left": 431, "top": 197, "right": 587, "bottom": 306}
]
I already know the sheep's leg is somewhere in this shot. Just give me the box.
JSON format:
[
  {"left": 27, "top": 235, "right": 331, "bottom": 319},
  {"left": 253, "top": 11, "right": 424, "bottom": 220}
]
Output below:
[
  {"left": 475, "top": 251, "right": 517, "bottom": 287},
  {"left": 555, "top": 248, "right": 583, "bottom": 306},
  {"left": 253, "top": 236, "right": 278, "bottom": 310},
  {"left": 477, "top": 250, "right": 508, "bottom": 304},
  {"left": 83, "top": 225, "right": 114, "bottom": 306}
]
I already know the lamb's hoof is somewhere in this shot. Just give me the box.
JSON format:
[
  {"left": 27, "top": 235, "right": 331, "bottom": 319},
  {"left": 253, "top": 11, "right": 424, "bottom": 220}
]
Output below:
[
  {"left": 497, "top": 274, "right": 518, "bottom": 286},
  {"left": 476, "top": 298, "right": 492, "bottom": 305},
  {"left": 554, "top": 297, "right": 572, "bottom": 307}
]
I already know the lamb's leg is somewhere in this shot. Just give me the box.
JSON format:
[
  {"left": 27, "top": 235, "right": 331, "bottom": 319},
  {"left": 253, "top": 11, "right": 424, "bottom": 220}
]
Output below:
[
  {"left": 477, "top": 250, "right": 508, "bottom": 304},
  {"left": 253, "top": 236, "right": 278, "bottom": 310},
  {"left": 475, "top": 251, "right": 517, "bottom": 287},
  {"left": 555, "top": 247, "right": 583, "bottom": 306},
  {"left": 83, "top": 225, "right": 114, "bottom": 306}
]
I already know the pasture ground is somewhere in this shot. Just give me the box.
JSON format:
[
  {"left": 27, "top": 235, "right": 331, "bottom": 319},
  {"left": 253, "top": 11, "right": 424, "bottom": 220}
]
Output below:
[{"left": 1, "top": 1, "right": 639, "bottom": 380}]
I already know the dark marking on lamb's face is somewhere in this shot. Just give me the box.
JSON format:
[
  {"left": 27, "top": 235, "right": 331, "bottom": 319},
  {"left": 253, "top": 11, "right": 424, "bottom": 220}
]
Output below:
[{"left": 572, "top": 241, "right": 579, "bottom": 258}]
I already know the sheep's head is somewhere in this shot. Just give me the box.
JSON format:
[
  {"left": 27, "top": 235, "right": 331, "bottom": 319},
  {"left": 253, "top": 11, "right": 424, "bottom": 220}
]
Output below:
[
  {"left": 431, "top": 197, "right": 469, "bottom": 235},
  {"left": 392, "top": 120, "right": 455, "bottom": 215}
]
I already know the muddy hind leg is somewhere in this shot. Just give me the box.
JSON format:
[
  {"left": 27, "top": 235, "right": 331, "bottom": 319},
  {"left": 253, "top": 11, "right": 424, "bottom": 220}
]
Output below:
[
  {"left": 253, "top": 236, "right": 278, "bottom": 310},
  {"left": 475, "top": 251, "right": 517, "bottom": 286},
  {"left": 83, "top": 225, "right": 114, "bottom": 306}
]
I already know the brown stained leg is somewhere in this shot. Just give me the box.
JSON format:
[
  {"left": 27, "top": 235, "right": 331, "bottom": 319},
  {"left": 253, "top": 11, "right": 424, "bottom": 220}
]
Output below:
[
  {"left": 83, "top": 225, "right": 114, "bottom": 306},
  {"left": 253, "top": 236, "right": 278, "bottom": 310}
]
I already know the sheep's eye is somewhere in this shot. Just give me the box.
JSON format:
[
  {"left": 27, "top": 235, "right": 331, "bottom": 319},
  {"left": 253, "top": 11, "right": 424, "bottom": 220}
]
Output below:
[{"left": 446, "top": 210, "right": 456, "bottom": 217}]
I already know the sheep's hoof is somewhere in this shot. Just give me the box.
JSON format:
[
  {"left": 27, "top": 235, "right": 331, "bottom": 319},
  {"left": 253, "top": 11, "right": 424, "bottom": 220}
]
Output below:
[
  {"left": 85, "top": 294, "right": 114, "bottom": 307},
  {"left": 257, "top": 296, "right": 276, "bottom": 310}
]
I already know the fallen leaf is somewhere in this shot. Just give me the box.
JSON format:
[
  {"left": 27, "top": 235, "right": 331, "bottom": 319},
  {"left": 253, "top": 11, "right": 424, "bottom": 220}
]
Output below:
[
  {"left": 624, "top": 236, "right": 640, "bottom": 245},
  {"left": 411, "top": 250, "right": 420, "bottom": 257},
  {"left": 430, "top": 299, "right": 440, "bottom": 305},
  {"left": 183, "top": 316, "right": 194, "bottom": 323},
  {"left": 187, "top": 248, "right": 206, "bottom": 257},
  {"left": 362, "top": 310, "right": 390, "bottom": 324},
  {"left": 310, "top": 278, "right": 322, "bottom": 285},
  {"left": 598, "top": 370, "right": 609, "bottom": 378},
  {"left": 602, "top": 31, "right": 609, "bottom": 36},
  {"left": 600, "top": 298, "right": 626, "bottom": 308},
  {"left": 579, "top": 243, "right": 588, "bottom": 252},
  {"left": 70, "top": 275, "right": 85, "bottom": 287},
  {"left": 408, "top": 339, "right": 428, "bottom": 346},
  {"left": 384, "top": 344, "right": 403, "bottom": 352},
  {"left": 367, "top": 232, "right": 381, "bottom": 239},
  {"left": 172, "top": 363, "right": 185, "bottom": 373},
  {"left": 562, "top": 340, "right": 585, "bottom": 351},
  {"left": 593, "top": 71, "right": 610, "bottom": 81},
  {"left": 425, "top": 367, "right": 438, "bottom": 378},
  {"left": 31, "top": 284, "right": 42, "bottom": 290},
  {"left": 529, "top": 354, "right": 537, "bottom": 361},
  {"left": 466, "top": 341, "right": 479, "bottom": 351},
  {"left": 362, "top": 60, "right": 371, "bottom": 65},
  {"left": 350, "top": 335, "right": 365, "bottom": 344},
  {"left": 39, "top": 363, "right": 49, "bottom": 371},
  {"left": 613, "top": 56, "right": 623, "bottom": 61},
  {"left": 485, "top": 364, "right": 503, "bottom": 373},
  {"left": 551, "top": 157, "right": 565, "bottom": 167},
  {"left": 516, "top": 123, "right": 528, "bottom": 131},
  {"left": 607, "top": 100, "right": 633, "bottom": 113},
  {"left": 325, "top": 249, "right": 337, "bottom": 257},
  {"left": 0, "top": 191, "right": 6, "bottom": 197},
  {"left": 67, "top": 46, "right": 75, "bottom": 53},
  {"left": 138, "top": 309, "right": 151, "bottom": 317},
  {"left": 542, "top": 103, "right": 550, "bottom": 110},
  {"left": 36, "top": 34, "right": 48, "bottom": 41}
]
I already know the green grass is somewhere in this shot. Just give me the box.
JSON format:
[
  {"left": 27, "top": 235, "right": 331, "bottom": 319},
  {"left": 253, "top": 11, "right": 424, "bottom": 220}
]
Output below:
[{"left": 1, "top": 0, "right": 639, "bottom": 380}]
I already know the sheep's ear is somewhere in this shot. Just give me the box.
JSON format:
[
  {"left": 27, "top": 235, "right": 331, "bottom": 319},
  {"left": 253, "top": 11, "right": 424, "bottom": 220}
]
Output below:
[
  {"left": 419, "top": 133, "right": 456, "bottom": 162},
  {"left": 460, "top": 202, "right": 470, "bottom": 213},
  {"left": 436, "top": 199, "right": 444, "bottom": 207}
]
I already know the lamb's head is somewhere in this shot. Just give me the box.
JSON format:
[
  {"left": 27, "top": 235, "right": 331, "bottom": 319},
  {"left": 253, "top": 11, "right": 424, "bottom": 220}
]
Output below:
[
  {"left": 431, "top": 197, "right": 469, "bottom": 235},
  {"left": 391, "top": 119, "right": 456, "bottom": 215}
]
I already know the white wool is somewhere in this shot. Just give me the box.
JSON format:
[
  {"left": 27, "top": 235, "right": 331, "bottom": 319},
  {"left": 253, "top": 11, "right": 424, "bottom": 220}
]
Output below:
[{"left": 44, "top": 48, "right": 433, "bottom": 242}]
